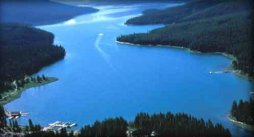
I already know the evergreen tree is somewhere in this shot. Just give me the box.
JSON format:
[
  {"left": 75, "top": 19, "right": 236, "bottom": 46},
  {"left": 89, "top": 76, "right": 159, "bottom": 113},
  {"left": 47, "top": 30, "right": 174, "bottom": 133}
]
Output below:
[
  {"left": 117, "top": 0, "right": 254, "bottom": 78},
  {"left": 28, "top": 119, "right": 34, "bottom": 132},
  {"left": 0, "top": 105, "right": 6, "bottom": 128},
  {"left": 0, "top": 23, "right": 65, "bottom": 93},
  {"left": 231, "top": 98, "right": 254, "bottom": 125}
]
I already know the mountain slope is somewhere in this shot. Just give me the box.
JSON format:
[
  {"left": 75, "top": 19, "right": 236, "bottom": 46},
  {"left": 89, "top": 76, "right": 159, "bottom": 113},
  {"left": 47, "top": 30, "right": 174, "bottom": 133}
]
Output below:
[
  {"left": 126, "top": 0, "right": 252, "bottom": 25},
  {"left": 0, "top": 0, "right": 98, "bottom": 26}
]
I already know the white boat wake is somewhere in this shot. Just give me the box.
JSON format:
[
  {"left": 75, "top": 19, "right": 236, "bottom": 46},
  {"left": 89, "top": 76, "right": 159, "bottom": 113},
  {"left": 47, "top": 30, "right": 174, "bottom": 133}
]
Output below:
[{"left": 95, "top": 33, "right": 116, "bottom": 71}]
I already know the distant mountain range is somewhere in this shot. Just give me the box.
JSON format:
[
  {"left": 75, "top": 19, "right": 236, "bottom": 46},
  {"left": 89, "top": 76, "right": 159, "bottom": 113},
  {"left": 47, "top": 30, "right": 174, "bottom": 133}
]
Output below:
[
  {"left": 0, "top": 0, "right": 191, "bottom": 25},
  {"left": 0, "top": 0, "right": 98, "bottom": 26},
  {"left": 52, "top": 0, "right": 190, "bottom": 4}
]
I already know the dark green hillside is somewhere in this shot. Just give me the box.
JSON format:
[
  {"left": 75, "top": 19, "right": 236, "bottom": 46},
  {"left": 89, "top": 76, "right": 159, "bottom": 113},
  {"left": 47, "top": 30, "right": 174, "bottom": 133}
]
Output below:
[
  {"left": 117, "top": 0, "right": 254, "bottom": 78},
  {"left": 79, "top": 112, "right": 231, "bottom": 137},
  {"left": 79, "top": 117, "right": 128, "bottom": 137},
  {"left": 126, "top": 0, "right": 252, "bottom": 25},
  {"left": 0, "top": 23, "right": 65, "bottom": 93},
  {"left": 0, "top": 0, "right": 98, "bottom": 26},
  {"left": 131, "top": 112, "right": 231, "bottom": 137}
]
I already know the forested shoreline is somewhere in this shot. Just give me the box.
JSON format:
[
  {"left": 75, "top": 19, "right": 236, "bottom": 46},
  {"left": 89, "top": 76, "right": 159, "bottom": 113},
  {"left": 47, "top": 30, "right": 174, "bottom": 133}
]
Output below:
[
  {"left": 231, "top": 99, "right": 254, "bottom": 126},
  {"left": 0, "top": 23, "right": 65, "bottom": 94},
  {"left": 0, "top": 0, "right": 101, "bottom": 95},
  {"left": 117, "top": 0, "right": 254, "bottom": 78},
  {"left": 0, "top": 0, "right": 252, "bottom": 136},
  {"left": 0, "top": 106, "right": 231, "bottom": 137},
  {"left": 0, "top": 75, "right": 58, "bottom": 105}
]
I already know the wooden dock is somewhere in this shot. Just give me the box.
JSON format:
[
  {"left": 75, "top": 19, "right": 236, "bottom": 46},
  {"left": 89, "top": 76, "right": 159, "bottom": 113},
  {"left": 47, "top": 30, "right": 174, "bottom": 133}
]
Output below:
[
  {"left": 5, "top": 110, "right": 28, "bottom": 119},
  {"left": 43, "top": 121, "right": 77, "bottom": 131}
]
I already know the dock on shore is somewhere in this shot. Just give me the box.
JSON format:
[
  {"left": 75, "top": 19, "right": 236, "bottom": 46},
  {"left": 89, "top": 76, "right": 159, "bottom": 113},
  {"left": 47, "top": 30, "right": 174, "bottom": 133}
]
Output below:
[
  {"left": 43, "top": 121, "right": 77, "bottom": 131},
  {"left": 5, "top": 110, "right": 28, "bottom": 119}
]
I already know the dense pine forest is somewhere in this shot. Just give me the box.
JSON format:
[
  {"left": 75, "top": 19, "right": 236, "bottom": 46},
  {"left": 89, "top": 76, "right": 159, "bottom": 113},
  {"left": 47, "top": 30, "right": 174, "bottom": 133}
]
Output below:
[
  {"left": 0, "top": 106, "right": 231, "bottom": 137},
  {"left": 125, "top": 0, "right": 251, "bottom": 25},
  {"left": 117, "top": 0, "right": 254, "bottom": 78},
  {"left": 130, "top": 112, "right": 231, "bottom": 137},
  {"left": 0, "top": 23, "right": 65, "bottom": 93},
  {"left": 231, "top": 98, "right": 254, "bottom": 125},
  {"left": 0, "top": 0, "right": 252, "bottom": 136}
]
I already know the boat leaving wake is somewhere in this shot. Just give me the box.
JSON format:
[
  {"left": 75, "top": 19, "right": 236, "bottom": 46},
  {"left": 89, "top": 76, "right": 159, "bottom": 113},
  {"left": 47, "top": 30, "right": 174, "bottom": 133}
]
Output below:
[
  {"left": 209, "top": 70, "right": 236, "bottom": 74},
  {"left": 95, "top": 33, "right": 116, "bottom": 71},
  {"left": 95, "top": 33, "right": 107, "bottom": 57}
]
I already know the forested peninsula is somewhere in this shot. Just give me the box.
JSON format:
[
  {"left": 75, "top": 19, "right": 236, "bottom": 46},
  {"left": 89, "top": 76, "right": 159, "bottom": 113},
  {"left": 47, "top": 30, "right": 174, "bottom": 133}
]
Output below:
[
  {"left": 0, "top": 24, "right": 65, "bottom": 103},
  {"left": 0, "top": 0, "right": 98, "bottom": 103},
  {"left": 117, "top": 0, "right": 254, "bottom": 78}
]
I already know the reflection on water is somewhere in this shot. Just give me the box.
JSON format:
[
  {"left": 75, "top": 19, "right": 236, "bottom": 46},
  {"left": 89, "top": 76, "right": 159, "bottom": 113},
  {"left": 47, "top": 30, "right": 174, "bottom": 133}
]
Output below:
[{"left": 64, "top": 19, "right": 77, "bottom": 25}]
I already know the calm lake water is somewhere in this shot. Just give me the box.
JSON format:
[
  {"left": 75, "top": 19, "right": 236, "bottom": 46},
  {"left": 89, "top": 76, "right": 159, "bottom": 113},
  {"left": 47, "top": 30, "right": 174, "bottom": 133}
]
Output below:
[{"left": 5, "top": 3, "right": 254, "bottom": 137}]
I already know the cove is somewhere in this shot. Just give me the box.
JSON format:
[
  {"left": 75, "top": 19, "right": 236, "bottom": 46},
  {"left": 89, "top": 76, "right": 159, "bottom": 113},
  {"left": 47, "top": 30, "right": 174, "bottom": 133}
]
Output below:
[{"left": 4, "top": 3, "right": 253, "bottom": 137}]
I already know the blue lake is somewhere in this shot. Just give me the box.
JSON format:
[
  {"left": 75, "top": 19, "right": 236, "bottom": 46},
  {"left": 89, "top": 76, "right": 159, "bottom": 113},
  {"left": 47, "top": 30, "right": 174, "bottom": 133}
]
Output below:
[{"left": 5, "top": 3, "right": 253, "bottom": 137}]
